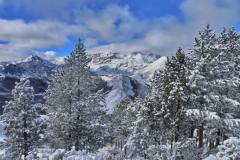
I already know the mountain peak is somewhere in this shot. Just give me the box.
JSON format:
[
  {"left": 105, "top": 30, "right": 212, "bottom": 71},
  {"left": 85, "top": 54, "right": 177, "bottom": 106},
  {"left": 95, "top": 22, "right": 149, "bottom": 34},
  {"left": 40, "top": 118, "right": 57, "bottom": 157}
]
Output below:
[
  {"left": 17, "top": 55, "right": 43, "bottom": 63},
  {"left": 16, "top": 55, "right": 55, "bottom": 68}
]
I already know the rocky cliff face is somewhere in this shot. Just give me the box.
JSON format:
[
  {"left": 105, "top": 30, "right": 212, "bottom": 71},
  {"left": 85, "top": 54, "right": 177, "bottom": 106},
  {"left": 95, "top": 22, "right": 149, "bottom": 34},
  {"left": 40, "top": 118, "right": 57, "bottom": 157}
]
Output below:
[{"left": 0, "top": 53, "right": 166, "bottom": 114}]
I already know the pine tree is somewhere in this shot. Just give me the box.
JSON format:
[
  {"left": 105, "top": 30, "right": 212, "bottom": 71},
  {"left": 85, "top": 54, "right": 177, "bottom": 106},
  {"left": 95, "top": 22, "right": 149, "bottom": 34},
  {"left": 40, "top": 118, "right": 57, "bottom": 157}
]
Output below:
[
  {"left": 2, "top": 77, "right": 42, "bottom": 160},
  {"left": 110, "top": 94, "right": 130, "bottom": 149},
  {"left": 44, "top": 38, "right": 109, "bottom": 152},
  {"left": 187, "top": 24, "right": 240, "bottom": 157},
  {"left": 187, "top": 24, "right": 218, "bottom": 153},
  {"left": 125, "top": 48, "right": 190, "bottom": 159},
  {"left": 208, "top": 26, "right": 240, "bottom": 146},
  {"left": 148, "top": 48, "right": 190, "bottom": 147},
  {"left": 125, "top": 94, "right": 155, "bottom": 159},
  {"left": 160, "top": 48, "right": 189, "bottom": 141},
  {"left": 122, "top": 96, "right": 143, "bottom": 140}
]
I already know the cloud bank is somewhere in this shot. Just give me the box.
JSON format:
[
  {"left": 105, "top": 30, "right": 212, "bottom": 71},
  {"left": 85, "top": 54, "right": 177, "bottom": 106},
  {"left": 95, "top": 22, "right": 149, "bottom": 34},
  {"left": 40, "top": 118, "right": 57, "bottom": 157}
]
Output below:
[{"left": 0, "top": 0, "right": 239, "bottom": 62}]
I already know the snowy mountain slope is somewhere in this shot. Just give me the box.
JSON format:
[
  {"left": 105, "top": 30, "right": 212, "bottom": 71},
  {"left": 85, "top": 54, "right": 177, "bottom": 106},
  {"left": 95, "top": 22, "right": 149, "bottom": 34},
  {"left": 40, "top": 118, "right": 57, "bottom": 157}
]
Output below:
[
  {"left": 133, "top": 56, "right": 167, "bottom": 83},
  {"left": 88, "top": 52, "right": 161, "bottom": 113},
  {"left": 100, "top": 74, "right": 148, "bottom": 113},
  {"left": 0, "top": 52, "right": 164, "bottom": 114},
  {"left": 88, "top": 52, "right": 160, "bottom": 76},
  {"left": 51, "top": 56, "right": 67, "bottom": 65}
]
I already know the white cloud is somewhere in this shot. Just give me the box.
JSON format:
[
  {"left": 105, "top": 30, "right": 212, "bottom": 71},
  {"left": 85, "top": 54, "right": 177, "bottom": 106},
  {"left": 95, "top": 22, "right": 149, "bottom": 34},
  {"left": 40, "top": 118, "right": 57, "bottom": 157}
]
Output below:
[
  {"left": 74, "top": 4, "right": 149, "bottom": 42},
  {"left": 35, "top": 51, "right": 61, "bottom": 60},
  {"left": 86, "top": 27, "right": 189, "bottom": 56},
  {"left": 84, "top": 38, "right": 98, "bottom": 47},
  {"left": 0, "top": 19, "right": 87, "bottom": 62},
  {"left": 87, "top": 0, "right": 240, "bottom": 56},
  {"left": 0, "top": 0, "right": 239, "bottom": 62}
]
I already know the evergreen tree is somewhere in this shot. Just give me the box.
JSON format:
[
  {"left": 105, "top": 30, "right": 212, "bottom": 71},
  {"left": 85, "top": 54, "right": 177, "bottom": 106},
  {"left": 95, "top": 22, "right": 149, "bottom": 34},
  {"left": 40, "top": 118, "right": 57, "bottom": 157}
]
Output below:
[
  {"left": 110, "top": 94, "right": 130, "bottom": 148},
  {"left": 122, "top": 96, "right": 143, "bottom": 140},
  {"left": 156, "top": 48, "right": 189, "bottom": 142},
  {"left": 44, "top": 38, "right": 109, "bottom": 152},
  {"left": 2, "top": 77, "right": 42, "bottom": 160},
  {"left": 208, "top": 26, "right": 240, "bottom": 145},
  {"left": 187, "top": 24, "right": 240, "bottom": 158},
  {"left": 125, "top": 48, "right": 190, "bottom": 159},
  {"left": 187, "top": 24, "right": 218, "bottom": 153},
  {"left": 125, "top": 94, "right": 155, "bottom": 159}
]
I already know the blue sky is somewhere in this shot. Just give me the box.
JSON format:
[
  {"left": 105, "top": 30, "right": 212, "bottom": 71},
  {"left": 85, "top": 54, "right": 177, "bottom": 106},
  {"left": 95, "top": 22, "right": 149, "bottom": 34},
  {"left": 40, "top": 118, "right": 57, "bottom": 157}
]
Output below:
[{"left": 0, "top": 0, "right": 239, "bottom": 62}]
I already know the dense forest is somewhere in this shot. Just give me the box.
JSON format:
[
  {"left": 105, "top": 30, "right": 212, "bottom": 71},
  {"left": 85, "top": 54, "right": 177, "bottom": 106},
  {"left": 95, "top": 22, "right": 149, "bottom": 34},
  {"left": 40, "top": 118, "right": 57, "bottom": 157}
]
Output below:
[{"left": 1, "top": 24, "right": 240, "bottom": 160}]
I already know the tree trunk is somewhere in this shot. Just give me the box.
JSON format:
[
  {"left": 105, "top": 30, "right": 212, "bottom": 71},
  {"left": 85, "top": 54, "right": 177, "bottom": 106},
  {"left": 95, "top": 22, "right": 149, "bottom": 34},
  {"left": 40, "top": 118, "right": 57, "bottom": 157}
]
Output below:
[
  {"left": 75, "top": 139, "right": 79, "bottom": 151},
  {"left": 175, "top": 133, "right": 179, "bottom": 142},
  {"left": 223, "top": 135, "right": 228, "bottom": 141},
  {"left": 144, "top": 146, "right": 147, "bottom": 159},
  {"left": 190, "top": 121, "right": 194, "bottom": 138},
  {"left": 124, "top": 146, "right": 127, "bottom": 157},
  {"left": 199, "top": 125, "right": 203, "bottom": 148},
  {"left": 24, "top": 131, "right": 28, "bottom": 160},
  {"left": 121, "top": 139, "right": 123, "bottom": 150},
  {"left": 209, "top": 141, "right": 212, "bottom": 150},
  {"left": 216, "top": 129, "right": 220, "bottom": 148},
  {"left": 68, "top": 133, "right": 71, "bottom": 151}
]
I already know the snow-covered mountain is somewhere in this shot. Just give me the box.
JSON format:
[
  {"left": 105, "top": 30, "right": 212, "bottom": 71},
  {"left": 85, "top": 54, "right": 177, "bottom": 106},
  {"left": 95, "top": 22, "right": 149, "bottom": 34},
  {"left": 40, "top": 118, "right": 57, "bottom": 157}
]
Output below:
[
  {"left": 0, "top": 55, "right": 56, "bottom": 79},
  {"left": 89, "top": 52, "right": 160, "bottom": 76},
  {"left": 0, "top": 53, "right": 166, "bottom": 114}
]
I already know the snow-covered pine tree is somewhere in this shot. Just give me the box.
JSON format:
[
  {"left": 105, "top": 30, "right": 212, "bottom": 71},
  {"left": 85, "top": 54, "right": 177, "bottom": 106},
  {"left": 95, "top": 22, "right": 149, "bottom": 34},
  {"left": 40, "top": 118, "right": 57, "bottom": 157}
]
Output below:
[
  {"left": 44, "top": 64, "right": 72, "bottom": 150},
  {"left": 111, "top": 96, "right": 144, "bottom": 157},
  {"left": 44, "top": 38, "right": 109, "bottom": 152},
  {"left": 168, "top": 48, "right": 190, "bottom": 143},
  {"left": 187, "top": 24, "right": 217, "bottom": 154},
  {"left": 110, "top": 94, "right": 130, "bottom": 149},
  {"left": 125, "top": 94, "right": 156, "bottom": 159},
  {"left": 122, "top": 96, "right": 143, "bottom": 140},
  {"left": 207, "top": 26, "right": 240, "bottom": 146},
  {"left": 142, "top": 48, "right": 190, "bottom": 159},
  {"left": 157, "top": 48, "right": 189, "bottom": 143},
  {"left": 187, "top": 24, "right": 240, "bottom": 158},
  {"left": 2, "top": 77, "right": 42, "bottom": 160}
]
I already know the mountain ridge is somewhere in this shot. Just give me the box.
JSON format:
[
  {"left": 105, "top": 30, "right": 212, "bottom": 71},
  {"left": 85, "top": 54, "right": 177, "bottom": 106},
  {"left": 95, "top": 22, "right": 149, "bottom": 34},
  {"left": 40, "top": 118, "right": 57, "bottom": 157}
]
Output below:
[{"left": 0, "top": 53, "right": 166, "bottom": 114}]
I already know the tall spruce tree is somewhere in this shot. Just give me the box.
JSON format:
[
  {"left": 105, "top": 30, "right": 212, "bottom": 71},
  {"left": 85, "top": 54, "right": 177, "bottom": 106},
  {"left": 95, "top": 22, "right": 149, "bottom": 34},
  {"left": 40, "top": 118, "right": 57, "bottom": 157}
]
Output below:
[
  {"left": 187, "top": 24, "right": 217, "bottom": 153},
  {"left": 110, "top": 94, "right": 130, "bottom": 148},
  {"left": 148, "top": 48, "right": 190, "bottom": 146},
  {"left": 125, "top": 48, "right": 190, "bottom": 159},
  {"left": 208, "top": 26, "right": 240, "bottom": 145},
  {"left": 187, "top": 24, "right": 240, "bottom": 158},
  {"left": 44, "top": 38, "right": 109, "bottom": 152},
  {"left": 2, "top": 77, "right": 42, "bottom": 160},
  {"left": 125, "top": 94, "right": 156, "bottom": 159}
]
